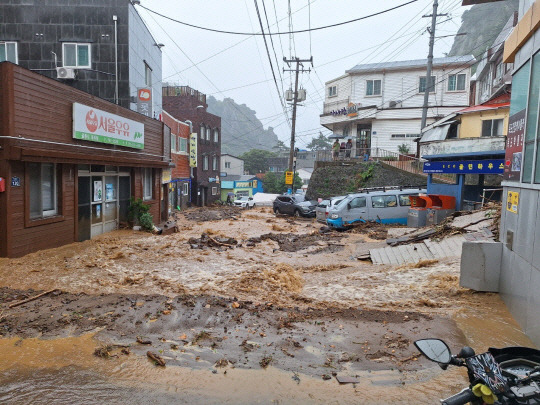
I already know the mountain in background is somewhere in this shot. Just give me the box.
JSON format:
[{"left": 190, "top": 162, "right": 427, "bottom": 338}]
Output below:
[
  {"left": 206, "top": 96, "right": 280, "bottom": 156},
  {"left": 448, "top": 0, "right": 518, "bottom": 63}
]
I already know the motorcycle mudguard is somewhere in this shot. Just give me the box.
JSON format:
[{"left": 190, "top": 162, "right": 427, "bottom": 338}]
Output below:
[{"left": 466, "top": 352, "right": 508, "bottom": 394}]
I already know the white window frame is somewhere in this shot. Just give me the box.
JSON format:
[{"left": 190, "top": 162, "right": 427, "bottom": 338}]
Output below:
[
  {"left": 212, "top": 187, "right": 218, "bottom": 195},
  {"left": 29, "top": 162, "right": 58, "bottom": 219},
  {"left": 212, "top": 156, "right": 218, "bottom": 171},
  {"left": 62, "top": 43, "right": 91, "bottom": 68},
  {"left": 206, "top": 127, "right": 211, "bottom": 141},
  {"left": 203, "top": 155, "right": 209, "bottom": 170},
  {"left": 182, "top": 182, "right": 189, "bottom": 196},
  {"left": 213, "top": 129, "right": 219, "bottom": 142},
  {"left": 144, "top": 62, "right": 152, "bottom": 86},
  {"left": 225, "top": 162, "right": 231, "bottom": 169},
  {"left": 170, "top": 134, "right": 177, "bottom": 152},
  {"left": 143, "top": 168, "right": 153, "bottom": 200},
  {"left": 481, "top": 118, "right": 504, "bottom": 137},
  {"left": 447, "top": 73, "right": 466, "bottom": 92},
  {"left": 179, "top": 137, "right": 187, "bottom": 153},
  {"left": 200, "top": 125, "right": 205, "bottom": 139},
  {"left": 419, "top": 75, "right": 436, "bottom": 93},
  {"left": 328, "top": 86, "right": 337, "bottom": 97},
  {"left": 366, "top": 79, "right": 381, "bottom": 96},
  {"left": 0, "top": 41, "right": 18, "bottom": 64}
]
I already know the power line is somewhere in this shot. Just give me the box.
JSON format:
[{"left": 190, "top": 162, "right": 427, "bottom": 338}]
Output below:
[{"left": 138, "top": 1, "right": 419, "bottom": 36}]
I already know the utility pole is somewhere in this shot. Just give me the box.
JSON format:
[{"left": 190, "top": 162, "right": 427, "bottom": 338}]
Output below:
[
  {"left": 420, "top": 0, "right": 447, "bottom": 131},
  {"left": 284, "top": 57, "right": 312, "bottom": 173}
]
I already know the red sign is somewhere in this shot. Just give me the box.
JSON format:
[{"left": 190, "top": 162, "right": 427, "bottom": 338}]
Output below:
[
  {"left": 138, "top": 89, "right": 151, "bottom": 101},
  {"left": 85, "top": 110, "right": 98, "bottom": 132}
]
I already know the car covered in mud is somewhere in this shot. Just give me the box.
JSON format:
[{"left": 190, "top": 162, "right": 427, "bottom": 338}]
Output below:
[
  {"left": 273, "top": 195, "right": 317, "bottom": 217},
  {"left": 315, "top": 195, "right": 346, "bottom": 223},
  {"left": 233, "top": 196, "right": 256, "bottom": 209}
]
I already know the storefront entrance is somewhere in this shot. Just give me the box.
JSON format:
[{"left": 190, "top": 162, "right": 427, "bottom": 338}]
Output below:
[
  {"left": 77, "top": 165, "right": 131, "bottom": 241},
  {"left": 356, "top": 125, "right": 372, "bottom": 157}
]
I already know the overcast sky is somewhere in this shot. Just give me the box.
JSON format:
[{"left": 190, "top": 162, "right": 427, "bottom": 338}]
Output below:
[{"left": 136, "top": 0, "right": 469, "bottom": 148}]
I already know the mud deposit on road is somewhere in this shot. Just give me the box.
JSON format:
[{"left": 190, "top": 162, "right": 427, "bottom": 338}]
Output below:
[{"left": 0, "top": 206, "right": 535, "bottom": 403}]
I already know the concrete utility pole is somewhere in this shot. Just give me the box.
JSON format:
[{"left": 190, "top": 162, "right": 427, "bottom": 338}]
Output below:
[
  {"left": 420, "top": 0, "right": 447, "bottom": 131},
  {"left": 284, "top": 57, "right": 312, "bottom": 173}
]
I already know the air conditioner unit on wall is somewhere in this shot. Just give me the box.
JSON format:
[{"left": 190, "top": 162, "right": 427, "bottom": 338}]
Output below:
[
  {"left": 56, "top": 67, "right": 75, "bottom": 79},
  {"left": 388, "top": 100, "right": 402, "bottom": 108}
]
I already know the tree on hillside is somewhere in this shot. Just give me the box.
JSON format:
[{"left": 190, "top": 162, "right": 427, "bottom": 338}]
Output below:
[
  {"left": 240, "top": 149, "right": 276, "bottom": 174},
  {"left": 272, "top": 140, "right": 290, "bottom": 156},
  {"left": 306, "top": 132, "right": 332, "bottom": 150},
  {"left": 263, "top": 172, "right": 302, "bottom": 194}
]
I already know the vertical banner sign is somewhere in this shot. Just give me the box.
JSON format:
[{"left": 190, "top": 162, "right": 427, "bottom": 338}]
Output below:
[
  {"left": 73, "top": 103, "right": 144, "bottom": 149},
  {"left": 136, "top": 88, "right": 153, "bottom": 117},
  {"left": 189, "top": 133, "right": 198, "bottom": 167},
  {"left": 504, "top": 109, "right": 526, "bottom": 181}
]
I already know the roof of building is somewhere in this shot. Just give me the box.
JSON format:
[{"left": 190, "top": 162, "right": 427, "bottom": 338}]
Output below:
[
  {"left": 457, "top": 94, "right": 511, "bottom": 114},
  {"left": 346, "top": 55, "right": 476, "bottom": 73},
  {"left": 225, "top": 175, "right": 258, "bottom": 182},
  {"left": 221, "top": 154, "right": 243, "bottom": 161}
]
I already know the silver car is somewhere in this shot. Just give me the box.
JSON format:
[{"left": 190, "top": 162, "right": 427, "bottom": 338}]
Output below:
[{"left": 315, "top": 195, "right": 346, "bottom": 224}]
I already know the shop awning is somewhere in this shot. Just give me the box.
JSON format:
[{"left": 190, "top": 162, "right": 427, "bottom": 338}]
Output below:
[{"left": 419, "top": 124, "right": 452, "bottom": 143}]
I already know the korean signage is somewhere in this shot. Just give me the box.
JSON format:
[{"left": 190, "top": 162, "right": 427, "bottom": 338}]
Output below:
[
  {"left": 136, "top": 87, "right": 153, "bottom": 117},
  {"left": 162, "top": 169, "right": 171, "bottom": 184},
  {"left": 285, "top": 171, "right": 294, "bottom": 185},
  {"left": 330, "top": 103, "right": 362, "bottom": 117},
  {"left": 423, "top": 160, "right": 504, "bottom": 174},
  {"left": 504, "top": 109, "right": 525, "bottom": 181},
  {"left": 235, "top": 181, "right": 251, "bottom": 188},
  {"left": 507, "top": 191, "right": 519, "bottom": 214},
  {"left": 189, "top": 132, "right": 197, "bottom": 167},
  {"left": 73, "top": 103, "right": 144, "bottom": 149}
]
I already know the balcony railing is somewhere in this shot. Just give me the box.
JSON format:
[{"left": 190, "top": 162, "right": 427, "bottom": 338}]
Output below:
[{"left": 322, "top": 97, "right": 350, "bottom": 114}]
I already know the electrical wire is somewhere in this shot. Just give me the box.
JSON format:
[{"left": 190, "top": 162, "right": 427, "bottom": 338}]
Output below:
[{"left": 138, "top": 1, "right": 419, "bottom": 36}]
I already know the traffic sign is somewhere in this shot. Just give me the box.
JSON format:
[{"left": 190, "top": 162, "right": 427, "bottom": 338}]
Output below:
[{"left": 285, "top": 171, "right": 294, "bottom": 185}]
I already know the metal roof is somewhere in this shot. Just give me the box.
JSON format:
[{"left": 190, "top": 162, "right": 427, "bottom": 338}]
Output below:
[
  {"left": 346, "top": 55, "right": 476, "bottom": 73},
  {"left": 423, "top": 150, "right": 506, "bottom": 160}
]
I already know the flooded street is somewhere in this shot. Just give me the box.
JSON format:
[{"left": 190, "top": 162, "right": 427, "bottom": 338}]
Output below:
[{"left": 0, "top": 207, "right": 535, "bottom": 404}]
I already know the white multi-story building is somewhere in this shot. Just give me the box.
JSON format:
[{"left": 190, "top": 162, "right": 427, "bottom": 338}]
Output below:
[
  {"left": 221, "top": 154, "right": 245, "bottom": 176},
  {"left": 320, "top": 56, "right": 476, "bottom": 155}
]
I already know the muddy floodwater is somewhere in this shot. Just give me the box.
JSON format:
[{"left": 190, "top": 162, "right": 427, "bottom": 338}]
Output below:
[{"left": 0, "top": 207, "right": 535, "bottom": 404}]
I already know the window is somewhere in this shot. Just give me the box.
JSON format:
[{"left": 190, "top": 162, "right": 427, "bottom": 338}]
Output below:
[
  {"left": 144, "top": 62, "right": 152, "bottom": 86},
  {"left": 481, "top": 119, "right": 504, "bottom": 137},
  {"left": 182, "top": 182, "right": 189, "bottom": 196},
  {"left": 29, "top": 163, "right": 58, "bottom": 219},
  {"left": 419, "top": 76, "right": 436, "bottom": 93},
  {"left": 214, "top": 129, "right": 219, "bottom": 142},
  {"left": 179, "top": 138, "right": 187, "bottom": 153},
  {"left": 206, "top": 127, "right": 211, "bottom": 141},
  {"left": 371, "top": 195, "right": 397, "bottom": 208},
  {"left": 212, "top": 187, "right": 218, "bottom": 195},
  {"left": 349, "top": 197, "right": 366, "bottom": 208},
  {"left": 63, "top": 43, "right": 91, "bottom": 68},
  {"left": 171, "top": 134, "right": 177, "bottom": 152},
  {"left": 391, "top": 134, "right": 420, "bottom": 138},
  {"left": 203, "top": 155, "right": 209, "bottom": 170},
  {"left": 328, "top": 86, "right": 337, "bottom": 97},
  {"left": 143, "top": 168, "right": 153, "bottom": 200},
  {"left": 200, "top": 125, "right": 205, "bottom": 139},
  {"left": 212, "top": 156, "right": 218, "bottom": 171},
  {"left": 447, "top": 73, "right": 466, "bottom": 91},
  {"left": 366, "top": 80, "right": 381, "bottom": 96},
  {"left": 0, "top": 41, "right": 17, "bottom": 64},
  {"left": 398, "top": 194, "right": 415, "bottom": 206},
  {"left": 225, "top": 162, "right": 231, "bottom": 169}
]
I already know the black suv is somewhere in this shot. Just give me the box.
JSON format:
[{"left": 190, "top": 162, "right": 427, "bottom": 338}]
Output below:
[{"left": 273, "top": 195, "right": 317, "bottom": 217}]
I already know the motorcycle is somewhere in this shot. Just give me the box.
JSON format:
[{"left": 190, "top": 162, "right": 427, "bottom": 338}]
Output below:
[{"left": 414, "top": 338, "right": 540, "bottom": 405}]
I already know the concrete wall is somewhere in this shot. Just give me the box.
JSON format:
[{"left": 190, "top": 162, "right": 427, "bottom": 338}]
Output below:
[
  {"left": 420, "top": 136, "right": 506, "bottom": 157},
  {"left": 500, "top": 187, "right": 540, "bottom": 344},
  {"left": 459, "top": 109, "right": 509, "bottom": 138}
]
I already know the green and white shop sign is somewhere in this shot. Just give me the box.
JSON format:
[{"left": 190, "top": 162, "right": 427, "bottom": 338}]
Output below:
[{"left": 73, "top": 103, "right": 145, "bottom": 149}]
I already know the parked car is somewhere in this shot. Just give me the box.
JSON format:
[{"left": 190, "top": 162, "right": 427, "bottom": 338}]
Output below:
[
  {"left": 234, "top": 196, "right": 256, "bottom": 209},
  {"left": 326, "top": 187, "right": 426, "bottom": 228},
  {"left": 315, "top": 195, "right": 346, "bottom": 224},
  {"left": 273, "top": 195, "right": 317, "bottom": 217}
]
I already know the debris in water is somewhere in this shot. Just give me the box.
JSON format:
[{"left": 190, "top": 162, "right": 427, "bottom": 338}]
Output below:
[
  {"left": 336, "top": 375, "right": 360, "bottom": 384},
  {"left": 215, "top": 358, "right": 229, "bottom": 368},
  {"left": 147, "top": 351, "right": 166, "bottom": 367},
  {"left": 136, "top": 336, "right": 152, "bottom": 345},
  {"left": 259, "top": 355, "right": 273, "bottom": 368}
]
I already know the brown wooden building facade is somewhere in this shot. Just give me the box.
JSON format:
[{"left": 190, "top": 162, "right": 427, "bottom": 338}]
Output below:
[{"left": 0, "top": 63, "right": 170, "bottom": 258}]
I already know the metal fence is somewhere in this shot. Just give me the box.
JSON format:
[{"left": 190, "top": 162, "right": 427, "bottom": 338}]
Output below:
[{"left": 315, "top": 147, "right": 455, "bottom": 183}]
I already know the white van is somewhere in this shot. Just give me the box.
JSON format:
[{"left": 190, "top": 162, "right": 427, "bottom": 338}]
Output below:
[{"left": 326, "top": 187, "right": 426, "bottom": 228}]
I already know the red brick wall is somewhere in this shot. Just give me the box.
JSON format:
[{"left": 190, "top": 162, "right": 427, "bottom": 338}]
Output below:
[{"left": 163, "top": 111, "right": 190, "bottom": 179}]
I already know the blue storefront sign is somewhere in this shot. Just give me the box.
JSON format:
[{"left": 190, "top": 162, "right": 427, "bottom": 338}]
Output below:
[{"left": 423, "top": 160, "right": 504, "bottom": 174}]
